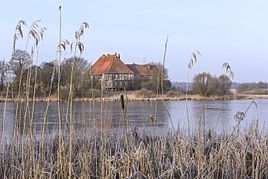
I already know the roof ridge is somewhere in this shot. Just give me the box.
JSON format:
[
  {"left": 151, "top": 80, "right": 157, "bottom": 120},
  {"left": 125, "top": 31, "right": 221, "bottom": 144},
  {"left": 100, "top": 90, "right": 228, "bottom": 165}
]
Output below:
[{"left": 117, "top": 57, "right": 135, "bottom": 74}]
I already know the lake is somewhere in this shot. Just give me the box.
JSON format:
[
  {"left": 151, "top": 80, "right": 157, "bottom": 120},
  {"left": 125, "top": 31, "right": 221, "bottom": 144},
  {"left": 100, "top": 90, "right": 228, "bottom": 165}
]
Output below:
[{"left": 0, "top": 99, "right": 266, "bottom": 139}]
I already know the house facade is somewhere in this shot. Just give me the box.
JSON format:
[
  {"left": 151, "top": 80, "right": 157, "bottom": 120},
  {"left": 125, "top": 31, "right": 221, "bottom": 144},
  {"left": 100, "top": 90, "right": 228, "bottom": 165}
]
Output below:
[
  {"left": 91, "top": 53, "right": 135, "bottom": 91},
  {"left": 91, "top": 53, "right": 157, "bottom": 91}
]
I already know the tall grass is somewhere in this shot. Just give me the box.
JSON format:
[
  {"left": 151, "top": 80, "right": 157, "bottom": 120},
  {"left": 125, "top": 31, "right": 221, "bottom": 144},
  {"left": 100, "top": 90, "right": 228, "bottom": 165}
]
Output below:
[
  {"left": 184, "top": 51, "right": 201, "bottom": 138},
  {"left": 1, "top": 125, "right": 268, "bottom": 178}
]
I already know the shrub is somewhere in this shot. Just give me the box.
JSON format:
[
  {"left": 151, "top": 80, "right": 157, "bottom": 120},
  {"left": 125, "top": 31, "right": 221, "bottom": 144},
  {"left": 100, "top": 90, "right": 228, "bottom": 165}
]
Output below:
[
  {"left": 242, "top": 89, "right": 268, "bottom": 95},
  {"left": 238, "top": 82, "right": 268, "bottom": 94},
  {"left": 166, "top": 90, "right": 182, "bottom": 97},
  {"left": 59, "top": 86, "right": 70, "bottom": 100},
  {"left": 136, "top": 88, "right": 156, "bottom": 98},
  {"left": 31, "top": 86, "right": 46, "bottom": 98},
  {"left": 84, "top": 89, "right": 102, "bottom": 98}
]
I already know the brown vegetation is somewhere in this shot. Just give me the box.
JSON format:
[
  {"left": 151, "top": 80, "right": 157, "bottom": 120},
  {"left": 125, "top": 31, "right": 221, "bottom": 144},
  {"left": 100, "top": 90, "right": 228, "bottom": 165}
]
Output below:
[{"left": 1, "top": 126, "right": 268, "bottom": 178}]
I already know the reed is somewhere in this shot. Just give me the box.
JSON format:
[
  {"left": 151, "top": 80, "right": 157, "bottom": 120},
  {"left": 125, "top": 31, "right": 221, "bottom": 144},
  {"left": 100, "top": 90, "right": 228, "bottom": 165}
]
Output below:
[
  {"left": 0, "top": 125, "right": 267, "bottom": 178},
  {"left": 184, "top": 50, "right": 201, "bottom": 138}
]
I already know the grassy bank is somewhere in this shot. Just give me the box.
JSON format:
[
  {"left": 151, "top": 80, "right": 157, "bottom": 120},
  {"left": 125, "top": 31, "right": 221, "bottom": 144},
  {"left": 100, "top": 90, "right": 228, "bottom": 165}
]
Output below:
[
  {"left": 1, "top": 93, "right": 268, "bottom": 102},
  {"left": 0, "top": 126, "right": 267, "bottom": 178}
]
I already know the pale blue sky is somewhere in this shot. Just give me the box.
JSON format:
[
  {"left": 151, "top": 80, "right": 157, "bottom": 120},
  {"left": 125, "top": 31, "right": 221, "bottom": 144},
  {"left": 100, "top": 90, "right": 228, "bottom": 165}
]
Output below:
[{"left": 0, "top": 0, "right": 267, "bottom": 82}]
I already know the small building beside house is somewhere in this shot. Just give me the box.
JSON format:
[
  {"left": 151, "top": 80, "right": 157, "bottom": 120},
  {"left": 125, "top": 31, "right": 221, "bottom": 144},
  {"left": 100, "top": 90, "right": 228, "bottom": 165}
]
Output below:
[
  {"left": 127, "top": 64, "right": 154, "bottom": 81},
  {"left": 126, "top": 63, "right": 157, "bottom": 89}
]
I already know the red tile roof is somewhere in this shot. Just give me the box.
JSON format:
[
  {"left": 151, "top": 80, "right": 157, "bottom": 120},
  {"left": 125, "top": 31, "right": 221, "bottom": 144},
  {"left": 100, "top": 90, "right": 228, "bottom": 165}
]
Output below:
[{"left": 91, "top": 54, "right": 134, "bottom": 75}]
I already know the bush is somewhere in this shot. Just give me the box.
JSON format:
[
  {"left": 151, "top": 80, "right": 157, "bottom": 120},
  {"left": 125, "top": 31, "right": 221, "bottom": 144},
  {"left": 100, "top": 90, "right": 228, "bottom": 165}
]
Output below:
[
  {"left": 31, "top": 86, "right": 46, "bottom": 98},
  {"left": 59, "top": 86, "right": 70, "bottom": 100},
  {"left": 136, "top": 88, "right": 156, "bottom": 98},
  {"left": 238, "top": 82, "right": 268, "bottom": 94},
  {"left": 84, "top": 89, "right": 102, "bottom": 98},
  {"left": 241, "top": 89, "right": 268, "bottom": 95},
  {"left": 166, "top": 90, "right": 182, "bottom": 97}
]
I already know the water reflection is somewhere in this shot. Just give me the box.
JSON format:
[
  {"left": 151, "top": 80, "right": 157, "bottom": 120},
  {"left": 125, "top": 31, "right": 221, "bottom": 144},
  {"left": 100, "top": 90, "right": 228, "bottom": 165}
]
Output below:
[{"left": 0, "top": 102, "right": 15, "bottom": 139}]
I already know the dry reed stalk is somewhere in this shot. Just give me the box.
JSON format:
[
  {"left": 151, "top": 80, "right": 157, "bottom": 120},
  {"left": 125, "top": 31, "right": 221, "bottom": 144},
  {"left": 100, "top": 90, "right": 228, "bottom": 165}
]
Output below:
[
  {"left": 11, "top": 22, "right": 27, "bottom": 173},
  {"left": 8, "top": 20, "right": 27, "bottom": 178},
  {"left": 1, "top": 62, "right": 12, "bottom": 165},
  {"left": 62, "top": 21, "right": 89, "bottom": 178},
  {"left": 15, "top": 20, "right": 43, "bottom": 177},
  {"left": 57, "top": 6, "right": 62, "bottom": 136},
  {"left": 56, "top": 8, "right": 65, "bottom": 177},
  {"left": 1, "top": 128, "right": 266, "bottom": 178},
  {"left": 161, "top": 35, "right": 168, "bottom": 95},
  {"left": 184, "top": 50, "right": 201, "bottom": 139}
]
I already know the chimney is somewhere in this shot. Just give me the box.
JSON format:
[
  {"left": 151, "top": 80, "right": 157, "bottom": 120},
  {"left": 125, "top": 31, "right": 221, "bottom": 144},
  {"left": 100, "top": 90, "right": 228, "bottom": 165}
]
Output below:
[{"left": 117, "top": 53, "right": 120, "bottom": 59}]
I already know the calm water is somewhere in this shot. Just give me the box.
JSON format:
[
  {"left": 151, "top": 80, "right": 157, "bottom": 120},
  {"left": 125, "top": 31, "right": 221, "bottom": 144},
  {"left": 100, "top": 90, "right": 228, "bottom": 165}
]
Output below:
[{"left": 0, "top": 99, "right": 266, "bottom": 139}]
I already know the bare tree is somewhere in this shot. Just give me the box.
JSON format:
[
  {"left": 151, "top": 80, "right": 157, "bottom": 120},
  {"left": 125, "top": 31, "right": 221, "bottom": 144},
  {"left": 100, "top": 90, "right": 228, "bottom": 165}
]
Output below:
[
  {"left": 192, "top": 72, "right": 212, "bottom": 96},
  {"left": 0, "top": 60, "right": 7, "bottom": 92},
  {"left": 61, "top": 57, "right": 91, "bottom": 97},
  {"left": 192, "top": 72, "right": 232, "bottom": 96},
  {"left": 9, "top": 49, "right": 32, "bottom": 93}
]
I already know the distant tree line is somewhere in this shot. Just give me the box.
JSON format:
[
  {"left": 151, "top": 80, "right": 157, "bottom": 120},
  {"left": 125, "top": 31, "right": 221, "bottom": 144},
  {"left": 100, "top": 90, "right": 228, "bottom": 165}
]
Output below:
[
  {"left": 191, "top": 72, "right": 232, "bottom": 96},
  {"left": 0, "top": 49, "right": 92, "bottom": 98},
  {"left": 237, "top": 82, "right": 268, "bottom": 94},
  {"left": 0, "top": 50, "right": 172, "bottom": 98}
]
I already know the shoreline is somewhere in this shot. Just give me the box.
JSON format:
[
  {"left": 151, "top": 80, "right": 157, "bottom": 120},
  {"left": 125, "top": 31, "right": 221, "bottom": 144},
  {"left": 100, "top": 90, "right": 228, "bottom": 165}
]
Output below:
[{"left": 0, "top": 94, "right": 267, "bottom": 102}]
